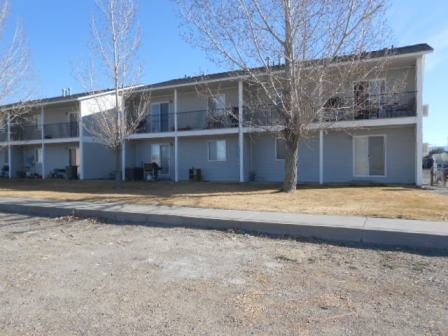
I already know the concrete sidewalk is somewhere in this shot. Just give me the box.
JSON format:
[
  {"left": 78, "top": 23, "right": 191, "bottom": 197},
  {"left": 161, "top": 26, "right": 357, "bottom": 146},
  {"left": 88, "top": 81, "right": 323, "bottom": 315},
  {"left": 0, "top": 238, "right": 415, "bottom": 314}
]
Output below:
[{"left": 0, "top": 197, "right": 446, "bottom": 250}]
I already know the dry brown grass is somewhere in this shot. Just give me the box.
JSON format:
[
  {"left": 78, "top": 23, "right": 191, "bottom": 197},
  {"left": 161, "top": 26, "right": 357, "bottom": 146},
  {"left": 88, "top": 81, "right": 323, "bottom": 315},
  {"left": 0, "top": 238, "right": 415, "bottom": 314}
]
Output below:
[{"left": 0, "top": 179, "right": 446, "bottom": 221}]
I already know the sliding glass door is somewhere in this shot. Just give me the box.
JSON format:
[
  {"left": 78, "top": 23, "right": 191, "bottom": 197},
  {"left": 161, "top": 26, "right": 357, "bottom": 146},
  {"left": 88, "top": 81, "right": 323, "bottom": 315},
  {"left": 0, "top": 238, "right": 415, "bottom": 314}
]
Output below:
[
  {"left": 150, "top": 144, "right": 170, "bottom": 176},
  {"left": 150, "top": 103, "right": 169, "bottom": 133}
]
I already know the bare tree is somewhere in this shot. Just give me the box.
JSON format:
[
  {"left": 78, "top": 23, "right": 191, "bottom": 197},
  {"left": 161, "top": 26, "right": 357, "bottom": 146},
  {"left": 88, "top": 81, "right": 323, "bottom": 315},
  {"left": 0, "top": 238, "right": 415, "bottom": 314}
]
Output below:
[
  {"left": 80, "top": 0, "right": 150, "bottom": 181},
  {"left": 178, "top": 0, "right": 394, "bottom": 192},
  {"left": 0, "top": 0, "right": 32, "bottom": 126}
]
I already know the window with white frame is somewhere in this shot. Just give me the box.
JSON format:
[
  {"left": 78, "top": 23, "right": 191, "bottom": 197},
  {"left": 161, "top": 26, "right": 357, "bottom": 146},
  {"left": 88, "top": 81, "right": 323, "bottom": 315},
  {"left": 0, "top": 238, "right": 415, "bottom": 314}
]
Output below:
[
  {"left": 353, "top": 135, "right": 385, "bottom": 176},
  {"left": 275, "top": 138, "right": 286, "bottom": 160},
  {"left": 208, "top": 140, "right": 226, "bottom": 161},
  {"left": 208, "top": 94, "right": 226, "bottom": 115}
]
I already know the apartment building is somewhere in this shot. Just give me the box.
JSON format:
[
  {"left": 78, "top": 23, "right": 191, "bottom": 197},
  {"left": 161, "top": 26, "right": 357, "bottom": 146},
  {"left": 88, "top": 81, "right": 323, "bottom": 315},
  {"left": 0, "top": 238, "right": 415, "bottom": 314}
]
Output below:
[{"left": 0, "top": 43, "right": 432, "bottom": 185}]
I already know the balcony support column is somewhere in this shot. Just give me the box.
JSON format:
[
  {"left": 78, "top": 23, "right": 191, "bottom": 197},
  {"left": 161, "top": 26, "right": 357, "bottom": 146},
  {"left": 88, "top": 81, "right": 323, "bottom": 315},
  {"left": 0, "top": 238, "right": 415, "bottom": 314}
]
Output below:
[
  {"left": 174, "top": 89, "right": 179, "bottom": 182},
  {"left": 238, "top": 80, "right": 244, "bottom": 183},
  {"left": 318, "top": 77, "right": 324, "bottom": 185},
  {"left": 319, "top": 129, "right": 324, "bottom": 185},
  {"left": 7, "top": 112, "right": 11, "bottom": 178},
  {"left": 415, "top": 56, "right": 423, "bottom": 186},
  {"left": 79, "top": 102, "right": 85, "bottom": 180},
  {"left": 41, "top": 106, "right": 46, "bottom": 180}
]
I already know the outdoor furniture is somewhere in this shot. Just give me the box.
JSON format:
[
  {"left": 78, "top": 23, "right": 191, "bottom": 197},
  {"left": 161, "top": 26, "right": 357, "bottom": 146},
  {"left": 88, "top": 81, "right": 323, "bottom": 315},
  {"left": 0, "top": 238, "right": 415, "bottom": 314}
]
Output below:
[
  {"left": 189, "top": 167, "right": 202, "bottom": 181},
  {"left": 66, "top": 166, "right": 78, "bottom": 180},
  {"left": 143, "top": 162, "right": 162, "bottom": 181}
]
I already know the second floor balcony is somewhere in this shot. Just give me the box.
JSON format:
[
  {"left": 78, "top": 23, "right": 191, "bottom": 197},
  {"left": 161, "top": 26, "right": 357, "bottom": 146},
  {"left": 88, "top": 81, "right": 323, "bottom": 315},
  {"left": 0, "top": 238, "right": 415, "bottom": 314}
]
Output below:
[
  {"left": 44, "top": 122, "right": 79, "bottom": 139},
  {"left": 9, "top": 121, "right": 79, "bottom": 141},
  {"left": 135, "top": 108, "right": 239, "bottom": 134},
  {"left": 321, "top": 91, "right": 416, "bottom": 122}
]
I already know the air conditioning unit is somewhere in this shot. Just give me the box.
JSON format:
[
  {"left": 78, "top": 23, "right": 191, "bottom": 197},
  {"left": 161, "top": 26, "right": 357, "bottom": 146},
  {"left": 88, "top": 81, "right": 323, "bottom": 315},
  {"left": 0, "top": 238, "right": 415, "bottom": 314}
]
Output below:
[{"left": 423, "top": 104, "right": 429, "bottom": 117}]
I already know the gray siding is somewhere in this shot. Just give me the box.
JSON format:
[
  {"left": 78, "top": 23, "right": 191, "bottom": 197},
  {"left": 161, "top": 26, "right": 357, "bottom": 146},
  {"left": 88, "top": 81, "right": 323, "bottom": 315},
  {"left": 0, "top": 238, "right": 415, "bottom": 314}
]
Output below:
[
  {"left": 323, "top": 126, "right": 416, "bottom": 184},
  {"left": 178, "top": 135, "right": 240, "bottom": 181},
  {"left": 44, "top": 144, "right": 79, "bottom": 177},
  {"left": 250, "top": 134, "right": 319, "bottom": 183},
  {"left": 83, "top": 142, "right": 115, "bottom": 179}
]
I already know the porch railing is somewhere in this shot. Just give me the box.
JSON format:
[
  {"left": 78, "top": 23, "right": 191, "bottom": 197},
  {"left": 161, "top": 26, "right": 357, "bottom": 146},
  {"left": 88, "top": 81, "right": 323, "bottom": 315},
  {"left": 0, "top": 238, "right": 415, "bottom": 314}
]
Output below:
[
  {"left": 177, "top": 108, "right": 239, "bottom": 131},
  {"left": 10, "top": 124, "right": 42, "bottom": 141},
  {"left": 134, "top": 108, "right": 240, "bottom": 134},
  {"left": 44, "top": 122, "right": 79, "bottom": 139},
  {"left": 243, "top": 91, "right": 416, "bottom": 126},
  {"left": 321, "top": 91, "right": 416, "bottom": 122},
  {"left": 0, "top": 129, "right": 7, "bottom": 142}
]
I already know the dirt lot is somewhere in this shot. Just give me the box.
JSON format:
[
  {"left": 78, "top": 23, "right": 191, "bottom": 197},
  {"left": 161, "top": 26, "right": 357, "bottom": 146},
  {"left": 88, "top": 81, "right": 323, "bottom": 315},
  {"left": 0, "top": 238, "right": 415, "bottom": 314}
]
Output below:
[
  {"left": 0, "top": 213, "right": 447, "bottom": 335},
  {"left": 0, "top": 179, "right": 447, "bottom": 221}
]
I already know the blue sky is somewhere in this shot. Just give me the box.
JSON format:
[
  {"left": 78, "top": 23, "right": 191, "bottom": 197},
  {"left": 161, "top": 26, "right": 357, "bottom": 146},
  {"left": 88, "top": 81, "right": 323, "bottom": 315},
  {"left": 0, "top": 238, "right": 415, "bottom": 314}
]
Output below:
[{"left": 5, "top": 0, "right": 448, "bottom": 145}]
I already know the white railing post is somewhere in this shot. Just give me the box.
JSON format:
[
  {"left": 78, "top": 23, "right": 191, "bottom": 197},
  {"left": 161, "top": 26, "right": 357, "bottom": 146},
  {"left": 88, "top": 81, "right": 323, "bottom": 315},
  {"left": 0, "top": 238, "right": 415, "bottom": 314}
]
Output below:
[
  {"left": 318, "top": 78, "right": 324, "bottom": 185},
  {"left": 319, "top": 130, "right": 324, "bottom": 185},
  {"left": 79, "top": 102, "right": 84, "bottom": 180},
  {"left": 41, "top": 106, "right": 45, "bottom": 179},
  {"left": 238, "top": 80, "right": 244, "bottom": 183},
  {"left": 7, "top": 112, "right": 11, "bottom": 178},
  {"left": 174, "top": 88, "right": 179, "bottom": 182},
  {"left": 415, "top": 56, "right": 423, "bottom": 186}
]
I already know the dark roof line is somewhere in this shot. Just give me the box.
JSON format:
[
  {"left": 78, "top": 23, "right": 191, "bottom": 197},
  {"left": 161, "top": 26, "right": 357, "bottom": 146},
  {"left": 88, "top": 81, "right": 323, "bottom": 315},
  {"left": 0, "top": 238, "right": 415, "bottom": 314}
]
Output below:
[
  {"left": 1, "top": 43, "right": 433, "bottom": 109},
  {"left": 0, "top": 88, "right": 117, "bottom": 111},
  {"left": 142, "top": 43, "right": 433, "bottom": 90}
]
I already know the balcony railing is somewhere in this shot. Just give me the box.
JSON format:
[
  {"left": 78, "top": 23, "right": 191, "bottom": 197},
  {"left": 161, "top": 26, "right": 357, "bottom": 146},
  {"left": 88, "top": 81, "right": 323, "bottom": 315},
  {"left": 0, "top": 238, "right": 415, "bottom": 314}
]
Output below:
[
  {"left": 44, "top": 122, "right": 79, "bottom": 139},
  {"left": 177, "top": 108, "right": 239, "bottom": 131},
  {"left": 8, "top": 122, "right": 79, "bottom": 141},
  {"left": 321, "top": 91, "right": 416, "bottom": 122},
  {"left": 243, "top": 91, "right": 416, "bottom": 126},
  {"left": 0, "top": 129, "right": 7, "bottom": 142},
  {"left": 135, "top": 114, "right": 174, "bottom": 133},
  {"left": 10, "top": 124, "right": 42, "bottom": 141},
  {"left": 134, "top": 108, "right": 240, "bottom": 134},
  {"left": 130, "top": 92, "right": 416, "bottom": 134}
]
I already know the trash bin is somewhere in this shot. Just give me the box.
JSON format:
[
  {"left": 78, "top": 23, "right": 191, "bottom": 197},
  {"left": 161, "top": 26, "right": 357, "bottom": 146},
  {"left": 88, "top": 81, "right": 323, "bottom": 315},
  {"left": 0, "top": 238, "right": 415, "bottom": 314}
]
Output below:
[
  {"left": 66, "top": 166, "right": 78, "bottom": 180},
  {"left": 189, "top": 167, "right": 202, "bottom": 181}
]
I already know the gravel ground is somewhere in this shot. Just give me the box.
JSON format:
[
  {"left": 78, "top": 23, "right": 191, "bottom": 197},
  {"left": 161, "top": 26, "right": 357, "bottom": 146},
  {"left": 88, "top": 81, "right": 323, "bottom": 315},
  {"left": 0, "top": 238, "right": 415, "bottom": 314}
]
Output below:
[{"left": 0, "top": 213, "right": 447, "bottom": 335}]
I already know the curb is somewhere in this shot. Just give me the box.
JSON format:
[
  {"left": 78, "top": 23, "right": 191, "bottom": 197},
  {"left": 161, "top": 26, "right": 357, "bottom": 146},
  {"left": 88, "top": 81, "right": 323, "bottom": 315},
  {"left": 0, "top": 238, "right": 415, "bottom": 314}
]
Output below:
[{"left": 0, "top": 202, "right": 446, "bottom": 251}]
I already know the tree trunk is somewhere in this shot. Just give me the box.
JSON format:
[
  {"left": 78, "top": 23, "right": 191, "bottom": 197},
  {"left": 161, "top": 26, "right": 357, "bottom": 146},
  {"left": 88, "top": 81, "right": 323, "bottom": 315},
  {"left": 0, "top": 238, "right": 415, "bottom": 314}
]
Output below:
[
  {"left": 282, "top": 136, "right": 299, "bottom": 192},
  {"left": 114, "top": 145, "right": 121, "bottom": 182}
]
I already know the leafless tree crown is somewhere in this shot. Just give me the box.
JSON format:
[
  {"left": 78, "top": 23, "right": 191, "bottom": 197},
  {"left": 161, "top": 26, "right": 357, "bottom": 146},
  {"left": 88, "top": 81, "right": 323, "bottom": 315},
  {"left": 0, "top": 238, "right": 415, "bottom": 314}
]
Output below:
[
  {"left": 178, "top": 0, "right": 398, "bottom": 191},
  {"left": 80, "top": 0, "right": 151, "bottom": 180},
  {"left": 0, "top": 0, "right": 33, "bottom": 124}
]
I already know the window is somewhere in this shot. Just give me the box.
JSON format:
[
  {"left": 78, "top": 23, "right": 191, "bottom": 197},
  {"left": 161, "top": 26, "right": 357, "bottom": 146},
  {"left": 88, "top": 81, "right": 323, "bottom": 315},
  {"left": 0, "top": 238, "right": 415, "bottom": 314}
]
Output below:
[
  {"left": 275, "top": 138, "right": 286, "bottom": 160},
  {"left": 208, "top": 94, "right": 226, "bottom": 115},
  {"left": 32, "top": 114, "right": 42, "bottom": 130},
  {"left": 353, "top": 79, "right": 386, "bottom": 107},
  {"left": 354, "top": 135, "right": 385, "bottom": 176},
  {"left": 208, "top": 140, "right": 226, "bottom": 161},
  {"left": 35, "top": 148, "right": 43, "bottom": 164}
]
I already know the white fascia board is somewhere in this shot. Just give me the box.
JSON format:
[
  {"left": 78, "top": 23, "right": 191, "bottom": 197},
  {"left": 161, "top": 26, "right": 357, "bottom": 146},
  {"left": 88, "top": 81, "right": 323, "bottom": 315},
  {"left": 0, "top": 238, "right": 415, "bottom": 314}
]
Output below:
[
  {"left": 177, "top": 128, "right": 239, "bottom": 137},
  {"left": 128, "top": 132, "right": 176, "bottom": 140},
  {"left": 10, "top": 139, "right": 42, "bottom": 146},
  {"left": 242, "top": 117, "right": 417, "bottom": 134},
  {"left": 43, "top": 137, "right": 80, "bottom": 144}
]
